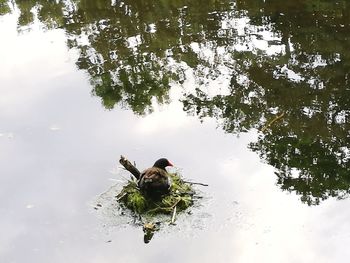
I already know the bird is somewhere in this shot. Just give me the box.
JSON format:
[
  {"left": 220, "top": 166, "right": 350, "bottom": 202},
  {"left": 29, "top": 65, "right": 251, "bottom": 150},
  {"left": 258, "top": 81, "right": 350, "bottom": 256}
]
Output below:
[{"left": 138, "top": 158, "right": 173, "bottom": 198}]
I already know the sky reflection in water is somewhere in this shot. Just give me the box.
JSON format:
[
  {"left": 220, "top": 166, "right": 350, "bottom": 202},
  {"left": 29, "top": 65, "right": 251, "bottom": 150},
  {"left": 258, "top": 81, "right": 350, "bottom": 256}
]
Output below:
[{"left": 0, "top": 2, "right": 350, "bottom": 263}]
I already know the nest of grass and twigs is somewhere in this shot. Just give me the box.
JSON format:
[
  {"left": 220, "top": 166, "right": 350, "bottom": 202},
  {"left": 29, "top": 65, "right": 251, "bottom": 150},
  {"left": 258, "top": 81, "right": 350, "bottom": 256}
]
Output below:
[
  {"left": 116, "top": 156, "right": 207, "bottom": 243},
  {"left": 116, "top": 173, "right": 196, "bottom": 215}
]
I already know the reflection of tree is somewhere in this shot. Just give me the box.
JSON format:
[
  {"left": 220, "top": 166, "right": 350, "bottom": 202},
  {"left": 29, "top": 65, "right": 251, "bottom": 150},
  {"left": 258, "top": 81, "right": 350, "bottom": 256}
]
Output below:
[
  {"left": 62, "top": 0, "right": 235, "bottom": 113},
  {"left": 250, "top": 129, "right": 350, "bottom": 206},
  {"left": 63, "top": 0, "right": 177, "bottom": 113},
  {"left": 3, "top": 0, "right": 237, "bottom": 113},
  {"left": 0, "top": 0, "right": 11, "bottom": 16},
  {"left": 2, "top": 0, "right": 350, "bottom": 204},
  {"left": 183, "top": 0, "right": 350, "bottom": 205}
]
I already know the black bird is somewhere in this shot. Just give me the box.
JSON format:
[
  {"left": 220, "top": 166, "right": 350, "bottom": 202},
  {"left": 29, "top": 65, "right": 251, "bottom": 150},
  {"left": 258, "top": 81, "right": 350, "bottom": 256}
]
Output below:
[{"left": 138, "top": 158, "right": 173, "bottom": 197}]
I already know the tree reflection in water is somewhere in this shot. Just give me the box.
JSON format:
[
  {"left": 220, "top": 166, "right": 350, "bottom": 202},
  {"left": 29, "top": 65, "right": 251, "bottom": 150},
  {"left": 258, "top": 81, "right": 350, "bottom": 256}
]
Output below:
[{"left": 3, "top": 0, "right": 349, "bottom": 205}]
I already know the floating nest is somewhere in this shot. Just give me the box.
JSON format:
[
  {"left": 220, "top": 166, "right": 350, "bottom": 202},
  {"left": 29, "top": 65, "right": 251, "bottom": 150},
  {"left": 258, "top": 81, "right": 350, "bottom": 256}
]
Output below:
[
  {"left": 116, "top": 173, "right": 196, "bottom": 215},
  {"left": 115, "top": 156, "right": 206, "bottom": 243}
]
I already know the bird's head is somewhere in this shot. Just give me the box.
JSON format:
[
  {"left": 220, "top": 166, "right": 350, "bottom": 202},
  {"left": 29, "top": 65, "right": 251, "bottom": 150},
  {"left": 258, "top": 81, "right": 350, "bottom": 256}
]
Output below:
[{"left": 153, "top": 158, "right": 173, "bottom": 170}]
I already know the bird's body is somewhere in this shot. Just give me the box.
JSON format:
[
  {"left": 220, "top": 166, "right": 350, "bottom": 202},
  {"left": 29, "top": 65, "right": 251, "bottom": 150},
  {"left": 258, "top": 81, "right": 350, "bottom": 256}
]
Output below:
[{"left": 138, "top": 158, "right": 173, "bottom": 198}]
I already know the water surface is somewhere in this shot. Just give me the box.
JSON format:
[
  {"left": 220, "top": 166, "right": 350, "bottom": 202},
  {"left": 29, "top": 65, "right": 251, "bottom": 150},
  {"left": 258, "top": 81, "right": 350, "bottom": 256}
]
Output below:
[{"left": 0, "top": 1, "right": 349, "bottom": 262}]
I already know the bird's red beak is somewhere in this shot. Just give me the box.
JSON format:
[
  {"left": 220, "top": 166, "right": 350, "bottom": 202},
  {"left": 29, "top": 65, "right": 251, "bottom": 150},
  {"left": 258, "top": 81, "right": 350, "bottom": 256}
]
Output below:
[{"left": 168, "top": 161, "right": 174, "bottom": 167}]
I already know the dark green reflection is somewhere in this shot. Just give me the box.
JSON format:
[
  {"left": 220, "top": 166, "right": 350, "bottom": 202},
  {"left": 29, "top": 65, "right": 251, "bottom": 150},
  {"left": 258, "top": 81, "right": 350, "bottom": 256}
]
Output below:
[
  {"left": 0, "top": 0, "right": 11, "bottom": 16},
  {"left": 2, "top": 0, "right": 350, "bottom": 204},
  {"left": 183, "top": 0, "right": 350, "bottom": 205}
]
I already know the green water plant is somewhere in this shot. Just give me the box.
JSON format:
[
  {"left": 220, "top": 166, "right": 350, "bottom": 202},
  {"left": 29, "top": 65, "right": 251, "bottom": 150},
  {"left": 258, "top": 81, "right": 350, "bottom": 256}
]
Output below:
[{"left": 117, "top": 173, "right": 196, "bottom": 215}]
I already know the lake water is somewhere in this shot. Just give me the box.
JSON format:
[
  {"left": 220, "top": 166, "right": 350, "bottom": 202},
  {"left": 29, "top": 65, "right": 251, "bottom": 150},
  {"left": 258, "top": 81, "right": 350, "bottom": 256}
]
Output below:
[{"left": 1, "top": 1, "right": 349, "bottom": 262}]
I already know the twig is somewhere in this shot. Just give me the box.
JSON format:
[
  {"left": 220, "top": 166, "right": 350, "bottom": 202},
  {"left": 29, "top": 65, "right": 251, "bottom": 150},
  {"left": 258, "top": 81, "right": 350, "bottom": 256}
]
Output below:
[
  {"left": 171, "top": 198, "right": 181, "bottom": 209},
  {"left": 170, "top": 206, "right": 177, "bottom": 225},
  {"left": 116, "top": 192, "right": 127, "bottom": 201},
  {"left": 174, "top": 190, "right": 196, "bottom": 196},
  {"left": 119, "top": 155, "right": 141, "bottom": 179},
  {"left": 147, "top": 207, "right": 172, "bottom": 214},
  {"left": 147, "top": 198, "right": 182, "bottom": 215},
  {"left": 183, "top": 181, "right": 208, "bottom": 187},
  {"left": 261, "top": 112, "right": 285, "bottom": 132}
]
